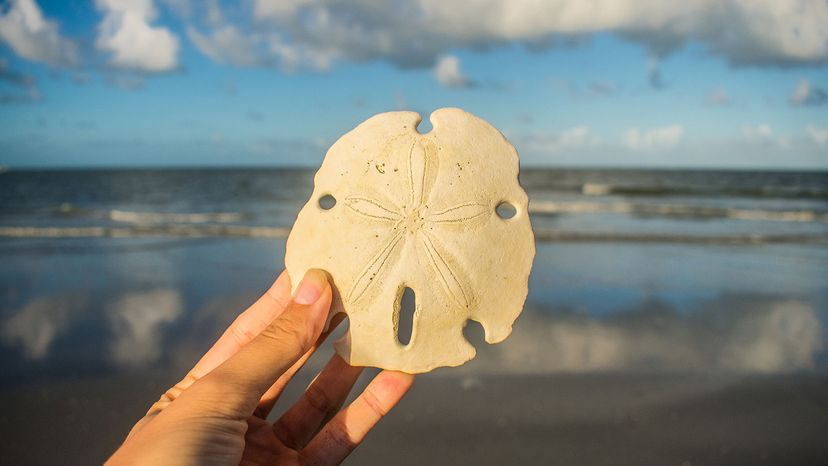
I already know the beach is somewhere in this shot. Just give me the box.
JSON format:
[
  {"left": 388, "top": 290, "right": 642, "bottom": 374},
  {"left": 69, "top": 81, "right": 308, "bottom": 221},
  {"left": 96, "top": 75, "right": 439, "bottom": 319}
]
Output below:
[{"left": 1, "top": 168, "right": 827, "bottom": 464}]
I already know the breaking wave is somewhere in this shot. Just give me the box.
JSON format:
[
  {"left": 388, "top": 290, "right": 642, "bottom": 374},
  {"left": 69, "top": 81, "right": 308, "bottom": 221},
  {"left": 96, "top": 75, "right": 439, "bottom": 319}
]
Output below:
[
  {"left": 531, "top": 181, "right": 828, "bottom": 199},
  {"left": 1, "top": 225, "right": 825, "bottom": 245},
  {"left": 56, "top": 204, "right": 247, "bottom": 224},
  {"left": 0, "top": 225, "right": 290, "bottom": 239},
  {"left": 529, "top": 200, "right": 828, "bottom": 223}
]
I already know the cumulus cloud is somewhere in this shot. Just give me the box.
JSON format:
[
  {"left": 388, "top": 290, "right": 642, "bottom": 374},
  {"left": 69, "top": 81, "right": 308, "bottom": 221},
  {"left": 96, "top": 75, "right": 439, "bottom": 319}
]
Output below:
[
  {"left": 95, "top": 0, "right": 180, "bottom": 72},
  {"left": 516, "top": 126, "right": 596, "bottom": 154},
  {"left": 624, "top": 125, "right": 684, "bottom": 150},
  {"left": 186, "top": 2, "right": 336, "bottom": 72},
  {"left": 743, "top": 123, "right": 788, "bottom": 147},
  {"left": 187, "top": 25, "right": 264, "bottom": 67},
  {"left": 807, "top": 125, "right": 828, "bottom": 146},
  {"left": 789, "top": 79, "right": 828, "bottom": 106},
  {"left": 434, "top": 54, "right": 473, "bottom": 88},
  {"left": 193, "top": 0, "right": 828, "bottom": 72},
  {"left": 0, "top": 0, "right": 78, "bottom": 66}
]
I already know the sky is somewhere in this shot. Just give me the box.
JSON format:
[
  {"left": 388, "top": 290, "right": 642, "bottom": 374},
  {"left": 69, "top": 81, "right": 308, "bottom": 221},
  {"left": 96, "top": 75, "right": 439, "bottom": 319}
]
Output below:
[{"left": 0, "top": 0, "right": 827, "bottom": 169}]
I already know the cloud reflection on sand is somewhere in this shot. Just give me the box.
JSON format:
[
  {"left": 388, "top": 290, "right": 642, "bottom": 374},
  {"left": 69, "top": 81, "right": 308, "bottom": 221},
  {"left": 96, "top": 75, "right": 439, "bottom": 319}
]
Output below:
[
  {"left": 1, "top": 294, "right": 87, "bottom": 359},
  {"left": 467, "top": 296, "right": 824, "bottom": 374},
  {"left": 107, "top": 289, "right": 183, "bottom": 366},
  {"left": 1, "top": 290, "right": 824, "bottom": 376}
]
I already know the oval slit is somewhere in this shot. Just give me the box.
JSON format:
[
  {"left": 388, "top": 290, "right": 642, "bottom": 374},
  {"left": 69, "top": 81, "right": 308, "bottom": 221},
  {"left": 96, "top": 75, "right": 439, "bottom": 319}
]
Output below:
[{"left": 397, "top": 287, "right": 416, "bottom": 346}]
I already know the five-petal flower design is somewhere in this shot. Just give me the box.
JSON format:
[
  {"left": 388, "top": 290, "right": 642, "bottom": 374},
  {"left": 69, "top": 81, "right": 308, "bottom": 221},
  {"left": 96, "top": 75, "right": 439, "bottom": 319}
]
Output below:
[{"left": 342, "top": 139, "right": 489, "bottom": 308}]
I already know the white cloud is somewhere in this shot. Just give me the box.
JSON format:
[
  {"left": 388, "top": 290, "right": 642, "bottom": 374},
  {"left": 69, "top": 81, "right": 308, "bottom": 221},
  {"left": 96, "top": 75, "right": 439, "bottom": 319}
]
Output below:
[
  {"left": 254, "top": 0, "right": 315, "bottom": 20},
  {"left": 806, "top": 125, "right": 828, "bottom": 146},
  {"left": 517, "top": 125, "right": 596, "bottom": 153},
  {"left": 434, "top": 54, "right": 472, "bottom": 88},
  {"left": 743, "top": 123, "right": 788, "bottom": 147},
  {"left": 790, "top": 78, "right": 828, "bottom": 106},
  {"left": 219, "top": 0, "right": 828, "bottom": 71},
  {"left": 187, "top": 25, "right": 263, "bottom": 66},
  {"left": 743, "top": 123, "right": 773, "bottom": 141},
  {"left": 95, "top": 0, "right": 180, "bottom": 72},
  {"left": 624, "top": 125, "right": 684, "bottom": 150},
  {"left": 0, "top": 0, "right": 78, "bottom": 66},
  {"left": 185, "top": 1, "right": 335, "bottom": 72}
]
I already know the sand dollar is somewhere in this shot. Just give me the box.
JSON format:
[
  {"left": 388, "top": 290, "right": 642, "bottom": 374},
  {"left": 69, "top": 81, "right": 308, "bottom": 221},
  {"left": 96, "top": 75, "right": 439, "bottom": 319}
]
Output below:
[{"left": 285, "top": 108, "right": 535, "bottom": 373}]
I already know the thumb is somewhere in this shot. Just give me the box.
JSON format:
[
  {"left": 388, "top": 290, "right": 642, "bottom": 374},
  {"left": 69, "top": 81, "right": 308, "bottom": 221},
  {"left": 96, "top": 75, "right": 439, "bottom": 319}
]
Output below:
[{"left": 187, "top": 269, "right": 332, "bottom": 417}]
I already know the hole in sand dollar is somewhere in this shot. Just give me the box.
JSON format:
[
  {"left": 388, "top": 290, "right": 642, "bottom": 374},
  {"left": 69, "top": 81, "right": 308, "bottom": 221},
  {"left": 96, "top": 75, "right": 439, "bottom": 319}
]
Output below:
[
  {"left": 415, "top": 117, "right": 433, "bottom": 135},
  {"left": 496, "top": 201, "right": 517, "bottom": 219},
  {"left": 462, "top": 319, "right": 486, "bottom": 350},
  {"left": 318, "top": 194, "right": 337, "bottom": 210},
  {"left": 397, "top": 286, "right": 416, "bottom": 346}
]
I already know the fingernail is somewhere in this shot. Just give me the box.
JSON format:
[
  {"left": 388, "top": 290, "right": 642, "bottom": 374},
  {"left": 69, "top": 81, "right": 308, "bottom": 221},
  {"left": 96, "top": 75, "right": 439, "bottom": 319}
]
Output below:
[{"left": 293, "top": 269, "right": 328, "bottom": 305}]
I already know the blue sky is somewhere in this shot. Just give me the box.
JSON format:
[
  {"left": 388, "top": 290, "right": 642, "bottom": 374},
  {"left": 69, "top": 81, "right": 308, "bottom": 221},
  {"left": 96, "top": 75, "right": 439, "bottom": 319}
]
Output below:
[{"left": 1, "top": 0, "right": 827, "bottom": 169}]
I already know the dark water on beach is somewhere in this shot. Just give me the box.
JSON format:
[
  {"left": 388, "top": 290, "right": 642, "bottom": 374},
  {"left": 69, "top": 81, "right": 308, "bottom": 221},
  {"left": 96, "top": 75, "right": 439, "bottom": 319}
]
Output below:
[{"left": 1, "top": 168, "right": 827, "bottom": 464}]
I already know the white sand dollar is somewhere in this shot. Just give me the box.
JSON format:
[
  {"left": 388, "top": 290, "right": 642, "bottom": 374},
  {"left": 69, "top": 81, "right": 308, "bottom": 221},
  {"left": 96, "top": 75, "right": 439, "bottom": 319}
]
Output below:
[{"left": 285, "top": 108, "right": 535, "bottom": 373}]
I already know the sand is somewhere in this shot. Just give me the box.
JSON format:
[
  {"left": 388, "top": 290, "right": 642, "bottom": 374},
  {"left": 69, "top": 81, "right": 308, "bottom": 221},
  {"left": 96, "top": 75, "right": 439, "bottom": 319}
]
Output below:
[{"left": 1, "top": 370, "right": 826, "bottom": 465}]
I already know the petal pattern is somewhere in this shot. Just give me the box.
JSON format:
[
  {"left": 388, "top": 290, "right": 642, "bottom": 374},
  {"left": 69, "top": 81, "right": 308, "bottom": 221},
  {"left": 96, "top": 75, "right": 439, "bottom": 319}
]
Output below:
[
  {"left": 407, "top": 140, "right": 429, "bottom": 207},
  {"left": 344, "top": 196, "right": 401, "bottom": 223},
  {"left": 418, "top": 230, "right": 471, "bottom": 308},
  {"left": 345, "top": 231, "right": 405, "bottom": 303},
  {"left": 428, "top": 202, "right": 489, "bottom": 224}
]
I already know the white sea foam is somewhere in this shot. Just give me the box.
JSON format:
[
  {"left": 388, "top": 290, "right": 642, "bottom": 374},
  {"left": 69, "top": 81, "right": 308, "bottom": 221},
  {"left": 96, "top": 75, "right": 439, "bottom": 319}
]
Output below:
[
  {"left": 108, "top": 209, "right": 245, "bottom": 224},
  {"left": 529, "top": 200, "right": 828, "bottom": 223},
  {"left": 0, "top": 225, "right": 291, "bottom": 238},
  {"left": 1, "top": 225, "right": 825, "bottom": 244}
]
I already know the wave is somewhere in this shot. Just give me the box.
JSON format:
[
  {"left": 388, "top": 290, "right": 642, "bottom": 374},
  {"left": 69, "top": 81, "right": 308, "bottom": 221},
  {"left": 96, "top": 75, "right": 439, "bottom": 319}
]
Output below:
[
  {"left": 0, "top": 225, "right": 290, "bottom": 239},
  {"left": 529, "top": 200, "right": 828, "bottom": 223},
  {"left": 571, "top": 183, "right": 828, "bottom": 199},
  {"left": 56, "top": 204, "right": 247, "bottom": 224},
  {"left": 2, "top": 225, "right": 825, "bottom": 245}
]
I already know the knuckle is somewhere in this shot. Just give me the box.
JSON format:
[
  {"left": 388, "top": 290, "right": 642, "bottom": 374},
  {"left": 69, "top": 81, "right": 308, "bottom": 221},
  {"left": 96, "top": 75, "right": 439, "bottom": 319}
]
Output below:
[
  {"left": 157, "top": 372, "right": 198, "bottom": 408},
  {"left": 324, "top": 420, "right": 358, "bottom": 453},
  {"left": 361, "top": 388, "right": 390, "bottom": 417},
  {"left": 259, "top": 311, "right": 311, "bottom": 354},
  {"left": 230, "top": 321, "right": 259, "bottom": 347},
  {"left": 304, "top": 383, "right": 335, "bottom": 416},
  {"left": 273, "top": 418, "right": 301, "bottom": 450}
]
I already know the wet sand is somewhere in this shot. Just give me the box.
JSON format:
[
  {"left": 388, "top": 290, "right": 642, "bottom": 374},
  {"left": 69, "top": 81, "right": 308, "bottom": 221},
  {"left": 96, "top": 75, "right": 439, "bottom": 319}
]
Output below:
[
  {"left": 1, "top": 209, "right": 826, "bottom": 464},
  {"left": 1, "top": 371, "right": 826, "bottom": 465}
]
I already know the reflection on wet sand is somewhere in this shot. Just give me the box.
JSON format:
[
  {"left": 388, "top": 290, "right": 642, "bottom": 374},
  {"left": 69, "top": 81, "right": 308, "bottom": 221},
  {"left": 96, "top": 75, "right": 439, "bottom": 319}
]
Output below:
[
  {"left": 107, "top": 289, "right": 183, "bottom": 366},
  {"left": 466, "top": 296, "right": 824, "bottom": 374},
  {"left": 2, "top": 294, "right": 87, "bottom": 359},
  {"left": 2, "top": 289, "right": 823, "bottom": 376}
]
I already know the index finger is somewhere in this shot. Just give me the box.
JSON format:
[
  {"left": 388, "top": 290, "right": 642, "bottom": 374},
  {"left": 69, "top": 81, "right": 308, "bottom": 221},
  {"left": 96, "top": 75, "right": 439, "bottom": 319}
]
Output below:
[{"left": 192, "top": 270, "right": 292, "bottom": 378}]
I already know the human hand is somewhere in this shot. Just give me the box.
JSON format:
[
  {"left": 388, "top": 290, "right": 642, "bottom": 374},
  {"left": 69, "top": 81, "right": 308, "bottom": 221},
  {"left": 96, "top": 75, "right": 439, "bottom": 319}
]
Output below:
[{"left": 107, "top": 269, "right": 414, "bottom": 466}]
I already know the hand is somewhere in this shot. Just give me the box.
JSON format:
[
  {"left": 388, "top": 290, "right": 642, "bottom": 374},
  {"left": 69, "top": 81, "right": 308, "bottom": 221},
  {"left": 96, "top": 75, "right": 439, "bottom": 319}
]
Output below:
[{"left": 107, "top": 269, "right": 414, "bottom": 466}]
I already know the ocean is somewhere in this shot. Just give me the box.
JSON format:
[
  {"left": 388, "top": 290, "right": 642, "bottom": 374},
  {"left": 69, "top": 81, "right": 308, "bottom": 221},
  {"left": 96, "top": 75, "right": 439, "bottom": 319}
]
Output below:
[{"left": 1, "top": 168, "right": 827, "bottom": 464}]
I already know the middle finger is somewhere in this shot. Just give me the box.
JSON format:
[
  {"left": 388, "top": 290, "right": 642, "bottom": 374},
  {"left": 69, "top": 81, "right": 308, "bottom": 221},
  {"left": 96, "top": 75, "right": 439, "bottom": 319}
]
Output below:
[
  {"left": 272, "top": 354, "right": 364, "bottom": 450},
  {"left": 253, "top": 313, "right": 347, "bottom": 419}
]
